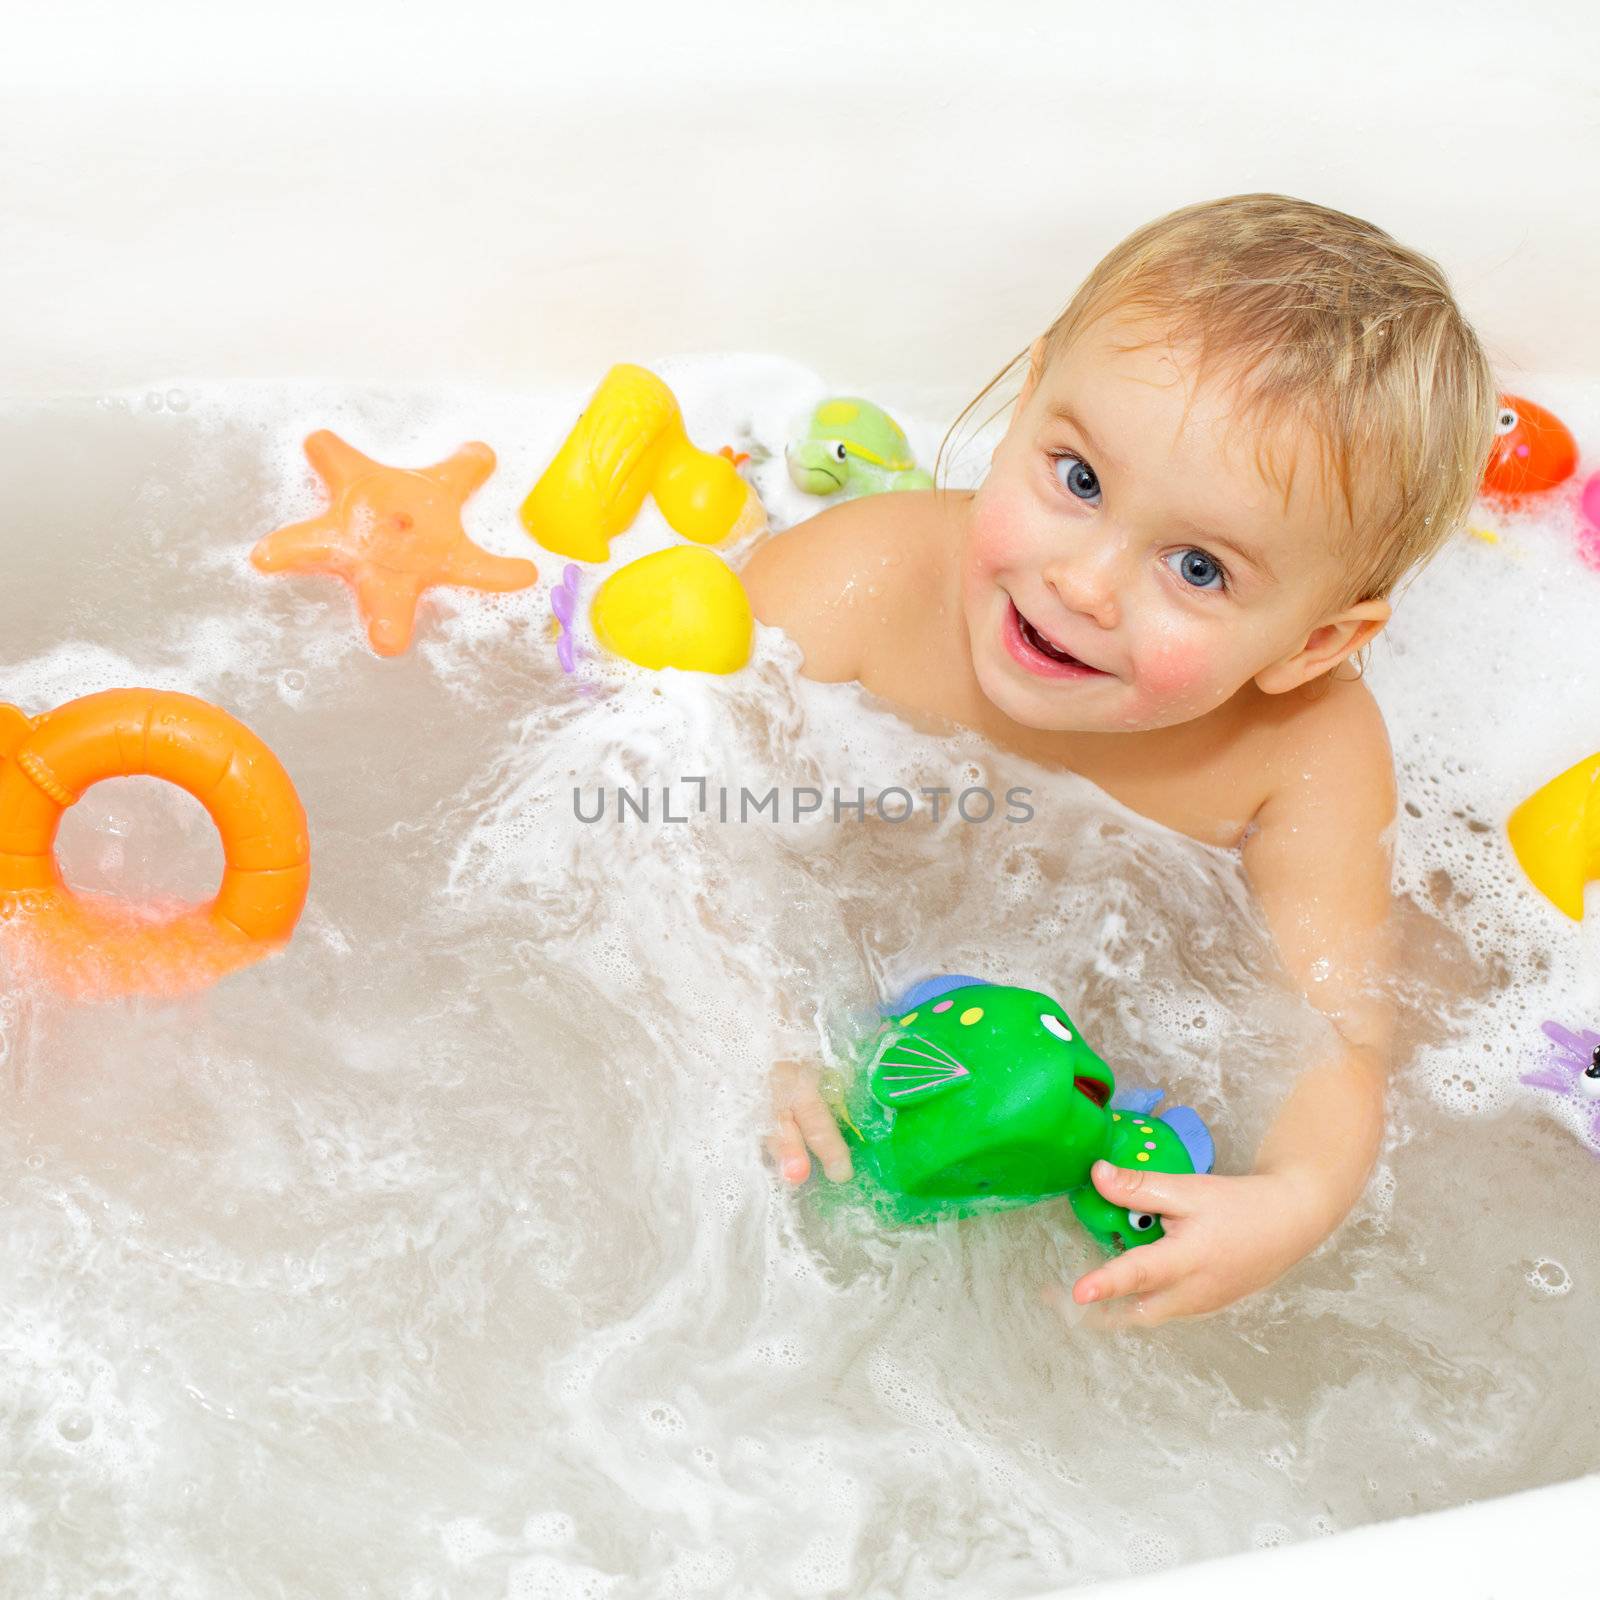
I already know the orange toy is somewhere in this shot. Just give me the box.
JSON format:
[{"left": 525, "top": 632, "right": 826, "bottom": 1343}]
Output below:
[
  {"left": 1481, "top": 395, "right": 1578, "bottom": 501},
  {"left": 253, "top": 431, "right": 538, "bottom": 657},
  {"left": 0, "top": 690, "right": 310, "bottom": 1001}
]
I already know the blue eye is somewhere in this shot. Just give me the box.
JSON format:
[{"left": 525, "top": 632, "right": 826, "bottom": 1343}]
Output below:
[
  {"left": 1053, "top": 454, "right": 1101, "bottom": 503},
  {"left": 1166, "top": 548, "right": 1225, "bottom": 590}
]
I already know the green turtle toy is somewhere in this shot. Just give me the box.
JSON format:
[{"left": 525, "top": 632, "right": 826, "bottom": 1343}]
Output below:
[
  {"left": 786, "top": 397, "right": 935, "bottom": 498},
  {"left": 831, "top": 975, "right": 1215, "bottom": 1252}
]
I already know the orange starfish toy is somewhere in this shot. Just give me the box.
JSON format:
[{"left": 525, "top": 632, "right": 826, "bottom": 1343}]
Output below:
[{"left": 252, "top": 431, "right": 538, "bottom": 656}]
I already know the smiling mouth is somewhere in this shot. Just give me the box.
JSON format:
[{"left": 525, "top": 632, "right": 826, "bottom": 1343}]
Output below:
[
  {"left": 1019, "top": 609, "right": 1093, "bottom": 669},
  {"left": 1003, "top": 599, "right": 1110, "bottom": 679}
]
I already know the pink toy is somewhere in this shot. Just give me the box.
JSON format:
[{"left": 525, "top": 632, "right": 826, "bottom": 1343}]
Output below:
[{"left": 1579, "top": 472, "right": 1600, "bottom": 572}]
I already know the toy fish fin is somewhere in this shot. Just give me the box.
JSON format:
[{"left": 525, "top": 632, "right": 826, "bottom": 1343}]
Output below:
[
  {"left": 1158, "top": 1106, "right": 1215, "bottom": 1175},
  {"left": 881, "top": 974, "right": 987, "bottom": 1017},
  {"left": 868, "top": 1030, "right": 972, "bottom": 1109},
  {"left": 1110, "top": 1086, "right": 1164, "bottom": 1115}
]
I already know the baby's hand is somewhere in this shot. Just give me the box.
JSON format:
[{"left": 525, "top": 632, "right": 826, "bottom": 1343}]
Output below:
[
  {"left": 767, "top": 1059, "right": 854, "bottom": 1185},
  {"left": 1053, "top": 1162, "right": 1332, "bottom": 1328}
]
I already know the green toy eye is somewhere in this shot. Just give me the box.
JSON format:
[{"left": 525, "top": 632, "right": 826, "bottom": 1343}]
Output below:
[
  {"left": 833, "top": 442, "right": 848, "bottom": 462},
  {"left": 1039, "top": 1013, "right": 1073, "bottom": 1042},
  {"left": 1127, "top": 1211, "right": 1157, "bottom": 1233}
]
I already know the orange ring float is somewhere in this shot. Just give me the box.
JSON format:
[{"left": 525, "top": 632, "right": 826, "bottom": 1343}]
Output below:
[{"left": 0, "top": 689, "right": 310, "bottom": 1001}]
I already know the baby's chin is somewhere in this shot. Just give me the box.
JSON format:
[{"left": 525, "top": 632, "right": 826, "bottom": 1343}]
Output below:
[
  {"left": 974, "top": 657, "right": 1219, "bottom": 735},
  {"left": 973, "top": 657, "right": 1121, "bottom": 732}
]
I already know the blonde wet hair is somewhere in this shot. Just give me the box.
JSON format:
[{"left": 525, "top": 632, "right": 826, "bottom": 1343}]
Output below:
[{"left": 944, "top": 193, "right": 1497, "bottom": 605}]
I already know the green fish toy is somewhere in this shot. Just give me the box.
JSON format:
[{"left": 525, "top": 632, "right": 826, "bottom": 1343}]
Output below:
[
  {"left": 786, "top": 397, "right": 935, "bottom": 498},
  {"left": 834, "top": 976, "right": 1215, "bottom": 1252}
]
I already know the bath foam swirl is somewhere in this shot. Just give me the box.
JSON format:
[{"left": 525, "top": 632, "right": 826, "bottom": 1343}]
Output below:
[{"left": 0, "top": 366, "right": 1596, "bottom": 1597}]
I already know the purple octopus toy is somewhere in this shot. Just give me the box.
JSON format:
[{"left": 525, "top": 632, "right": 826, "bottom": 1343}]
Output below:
[{"left": 1523, "top": 1021, "right": 1600, "bottom": 1157}]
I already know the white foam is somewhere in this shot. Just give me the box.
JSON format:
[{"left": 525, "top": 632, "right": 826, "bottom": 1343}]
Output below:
[
  {"left": 1370, "top": 374, "right": 1600, "bottom": 1119},
  {"left": 1, "top": 360, "right": 1597, "bottom": 1597}
]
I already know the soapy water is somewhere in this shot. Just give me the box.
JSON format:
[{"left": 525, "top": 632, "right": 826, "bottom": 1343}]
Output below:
[{"left": 1, "top": 357, "right": 1598, "bottom": 1598}]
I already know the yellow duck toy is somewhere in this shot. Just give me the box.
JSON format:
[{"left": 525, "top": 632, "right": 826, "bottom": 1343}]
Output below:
[
  {"left": 521, "top": 364, "right": 766, "bottom": 562},
  {"left": 1508, "top": 752, "right": 1600, "bottom": 919},
  {"left": 590, "top": 546, "right": 753, "bottom": 675}
]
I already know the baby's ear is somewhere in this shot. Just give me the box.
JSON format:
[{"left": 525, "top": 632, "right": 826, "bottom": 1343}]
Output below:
[{"left": 1256, "top": 598, "right": 1391, "bottom": 694}]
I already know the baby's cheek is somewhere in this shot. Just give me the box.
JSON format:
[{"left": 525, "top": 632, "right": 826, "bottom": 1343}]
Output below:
[
  {"left": 966, "top": 483, "right": 1037, "bottom": 575},
  {"left": 1129, "top": 635, "right": 1224, "bottom": 714}
]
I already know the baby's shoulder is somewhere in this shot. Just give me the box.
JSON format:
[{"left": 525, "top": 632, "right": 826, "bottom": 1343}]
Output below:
[
  {"left": 740, "top": 491, "right": 953, "bottom": 683},
  {"left": 1255, "top": 670, "right": 1396, "bottom": 824}
]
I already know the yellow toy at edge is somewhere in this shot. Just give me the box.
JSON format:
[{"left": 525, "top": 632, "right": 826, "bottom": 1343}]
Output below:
[
  {"left": 521, "top": 364, "right": 766, "bottom": 562},
  {"left": 590, "top": 546, "right": 753, "bottom": 675},
  {"left": 1508, "top": 752, "right": 1600, "bottom": 919}
]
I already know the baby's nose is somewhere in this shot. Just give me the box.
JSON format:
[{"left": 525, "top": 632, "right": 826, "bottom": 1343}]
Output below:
[{"left": 1042, "top": 553, "right": 1121, "bottom": 630}]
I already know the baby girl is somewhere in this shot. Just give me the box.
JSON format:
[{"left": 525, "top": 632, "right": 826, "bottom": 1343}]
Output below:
[{"left": 744, "top": 193, "right": 1494, "bottom": 1326}]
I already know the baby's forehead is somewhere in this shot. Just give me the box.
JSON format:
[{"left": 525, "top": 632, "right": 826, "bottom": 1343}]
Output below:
[{"left": 1041, "top": 325, "right": 1354, "bottom": 549}]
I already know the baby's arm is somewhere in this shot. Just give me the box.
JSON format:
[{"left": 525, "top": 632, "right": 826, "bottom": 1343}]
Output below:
[
  {"left": 743, "top": 499, "right": 893, "bottom": 1183},
  {"left": 1236, "top": 722, "right": 1396, "bottom": 1219},
  {"left": 1071, "top": 685, "right": 1397, "bottom": 1325}
]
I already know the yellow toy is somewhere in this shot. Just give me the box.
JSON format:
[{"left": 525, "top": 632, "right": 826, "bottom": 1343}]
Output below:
[
  {"left": 521, "top": 364, "right": 765, "bottom": 562},
  {"left": 590, "top": 547, "right": 753, "bottom": 675},
  {"left": 1508, "top": 752, "right": 1600, "bottom": 919}
]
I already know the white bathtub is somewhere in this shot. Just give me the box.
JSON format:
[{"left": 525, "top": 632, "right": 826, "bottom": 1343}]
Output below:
[{"left": 4, "top": 2, "right": 1597, "bottom": 1594}]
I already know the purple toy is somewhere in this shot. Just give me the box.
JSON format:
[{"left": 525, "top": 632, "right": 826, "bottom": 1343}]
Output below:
[
  {"left": 550, "top": 563, "right": 583, "bottom": 673},
  {"left": 1522, "top": 1021, "right": 1600, "bottom": 1157}
]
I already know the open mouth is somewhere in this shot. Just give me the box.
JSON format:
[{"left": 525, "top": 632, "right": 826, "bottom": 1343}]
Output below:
[
  {"left": 1002, "top": 599, "right": 1110, "bottom": 680},
  {"left": 1073, "top": 1074, "right": 1111, "bottom": 1108}
]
